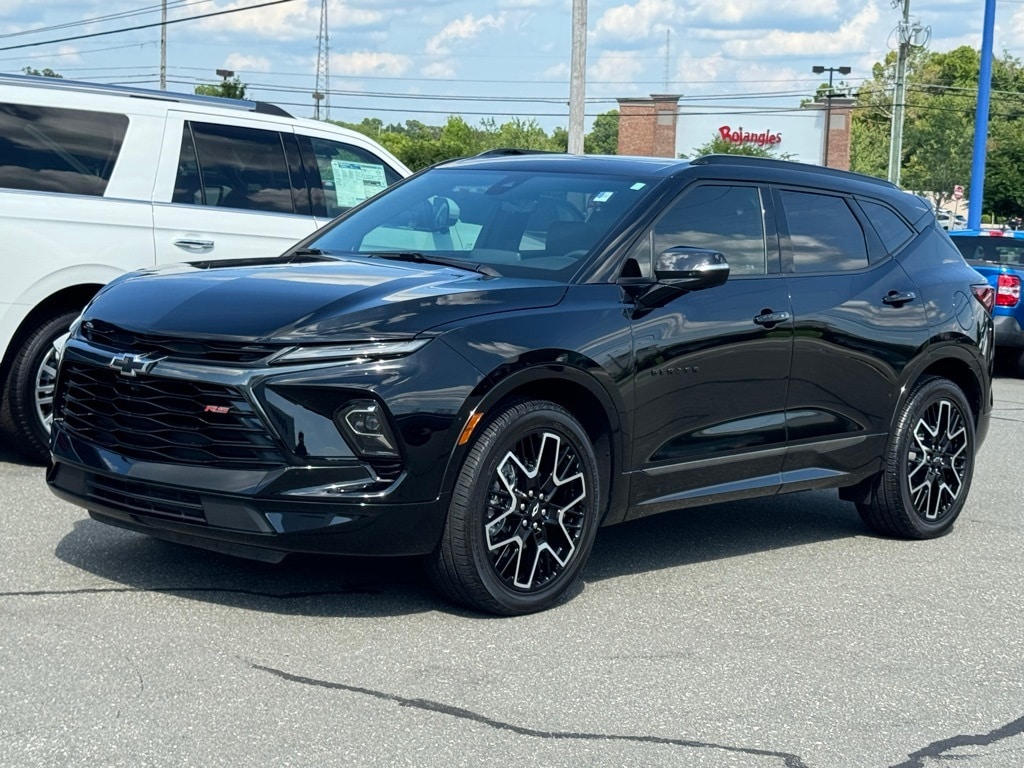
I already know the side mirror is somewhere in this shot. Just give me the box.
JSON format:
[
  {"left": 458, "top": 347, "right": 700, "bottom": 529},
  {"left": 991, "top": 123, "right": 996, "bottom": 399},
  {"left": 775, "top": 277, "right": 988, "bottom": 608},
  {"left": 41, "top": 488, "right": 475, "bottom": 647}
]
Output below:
[
  {"left": 638, "top": 247, "right": 730, "bottom": 308},
  {"left": 431, "top": 196, "right": 460, "bottom": 233},
  {"left": 654, "top": 246, "right": 729, "bottom": 288}
]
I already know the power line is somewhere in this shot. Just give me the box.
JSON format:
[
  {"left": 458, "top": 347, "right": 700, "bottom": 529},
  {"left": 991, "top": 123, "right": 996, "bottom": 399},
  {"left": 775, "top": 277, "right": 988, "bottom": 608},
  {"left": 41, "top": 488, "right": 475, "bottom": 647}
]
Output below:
[
  {"left": 0, "top": 0, "right": 300, "bottom": 53},
  {"left": 0, "top": 0, "right": 211, "bottom": 40}
]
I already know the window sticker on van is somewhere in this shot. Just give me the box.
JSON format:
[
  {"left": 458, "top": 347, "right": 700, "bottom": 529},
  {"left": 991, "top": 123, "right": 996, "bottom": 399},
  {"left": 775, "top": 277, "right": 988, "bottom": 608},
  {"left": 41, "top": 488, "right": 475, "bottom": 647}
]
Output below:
[{"left": 331, "top": 160, "right": 388, "bottom": 208}]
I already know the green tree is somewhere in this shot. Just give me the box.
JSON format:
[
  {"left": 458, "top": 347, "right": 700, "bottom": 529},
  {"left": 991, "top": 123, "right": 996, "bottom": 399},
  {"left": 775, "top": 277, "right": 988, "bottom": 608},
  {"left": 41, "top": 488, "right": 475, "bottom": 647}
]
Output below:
[
  {"left": 194, "top": 76, "right": 247, "bottom": 100},
  {"left": 685, "top": 135, "right": 791, "bottom": 159},
  {"left": 584, "top": 110, "right": 618, "bottom": 154},
  {"left": 850, "top": 45, "right": 1024, "bottom": 217},
  {"left": 22, "top": 66, "right": 62, "bottom": 78}
]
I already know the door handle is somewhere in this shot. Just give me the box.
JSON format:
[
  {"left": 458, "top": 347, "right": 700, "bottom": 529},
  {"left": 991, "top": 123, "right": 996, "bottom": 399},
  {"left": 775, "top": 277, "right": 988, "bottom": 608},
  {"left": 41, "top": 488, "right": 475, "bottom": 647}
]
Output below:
[
  {"left": 882, "top": 291, "right": 916, "bottom": 307},
  {"left": 173, "top": 238, "right": 214, "bottom": 253},
  {"left": 753, "top": 310, "right": 791, "bottom": 327}
]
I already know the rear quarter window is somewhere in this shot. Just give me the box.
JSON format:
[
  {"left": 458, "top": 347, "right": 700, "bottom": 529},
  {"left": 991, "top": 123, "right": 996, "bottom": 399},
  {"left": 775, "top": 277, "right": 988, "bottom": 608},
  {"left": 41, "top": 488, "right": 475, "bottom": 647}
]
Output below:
[{"left": 0, "top": 103, "right": 128, "bottom": 196}]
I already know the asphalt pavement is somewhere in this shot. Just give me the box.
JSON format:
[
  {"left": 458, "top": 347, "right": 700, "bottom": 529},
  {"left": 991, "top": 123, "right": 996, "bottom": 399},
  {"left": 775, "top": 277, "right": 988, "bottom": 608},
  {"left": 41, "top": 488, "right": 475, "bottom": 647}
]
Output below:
[{"left": 2, "top": 377, "right": 1024, "bottom": 767}]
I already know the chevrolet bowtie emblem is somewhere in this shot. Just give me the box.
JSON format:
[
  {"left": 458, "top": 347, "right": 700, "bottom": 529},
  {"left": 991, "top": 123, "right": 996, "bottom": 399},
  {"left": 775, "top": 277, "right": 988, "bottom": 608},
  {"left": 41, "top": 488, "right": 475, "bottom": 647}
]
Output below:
[{"left": 109, "top": 353, "right": 160, "bottom": 377}]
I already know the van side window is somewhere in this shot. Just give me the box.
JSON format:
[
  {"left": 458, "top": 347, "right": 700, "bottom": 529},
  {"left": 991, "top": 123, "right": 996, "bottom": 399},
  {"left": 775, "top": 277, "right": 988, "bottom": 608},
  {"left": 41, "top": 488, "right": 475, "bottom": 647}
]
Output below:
[
  {"left": 301, "top": 136, "right": 402, "bottom": 218},
  {"left": 0, "top": 103, "right": 128, "bottom": 196},
  {"left": 175, "top": 122, "right": 297, "bottom": 214}
]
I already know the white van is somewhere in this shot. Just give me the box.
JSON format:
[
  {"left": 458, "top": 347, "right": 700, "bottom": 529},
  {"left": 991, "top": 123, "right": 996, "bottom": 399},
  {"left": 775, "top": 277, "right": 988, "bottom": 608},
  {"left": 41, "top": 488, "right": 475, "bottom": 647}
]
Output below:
[{"left": 0, "top": 74, "right": 411, "bottom": 462}]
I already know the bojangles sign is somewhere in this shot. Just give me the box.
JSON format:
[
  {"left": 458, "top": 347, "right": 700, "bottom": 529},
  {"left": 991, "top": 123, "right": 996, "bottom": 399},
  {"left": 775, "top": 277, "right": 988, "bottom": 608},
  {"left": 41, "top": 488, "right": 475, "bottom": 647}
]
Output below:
[{"left": 719, "top": 125, "right": 783, "bottom": 147}]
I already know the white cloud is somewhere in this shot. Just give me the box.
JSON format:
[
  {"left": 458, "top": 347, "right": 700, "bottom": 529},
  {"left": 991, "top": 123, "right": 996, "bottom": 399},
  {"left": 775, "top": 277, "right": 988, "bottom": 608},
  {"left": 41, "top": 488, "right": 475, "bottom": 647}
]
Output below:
[
  {"left": 590, "top": 51, "right": 645, "bottom": 85},
  {"left": 686, "top": 0, "right": 839, "bottom": 25},
  {"left": 426, "top": 12, "right": 507, "bottom": 56},
  {"left": 593, "top": 0, "right": 677, "bottom": 45},
  {"left": 195, "top": 1, "right": 382, "bottom": 42},
  {"left": 56, "top": 45, "right": 80, "bottom": 63},
  {"left": 223, "top": 53, "right": 270, "bottom": 72},
  {"left": 422, "top": 60, "right": 456, "bottom": 78},
  {"left": 330, "top": 51, "right": 411, "bottom": 77},
  {"left": 722, "top": 3, "right": 881, "bottom": 59}
]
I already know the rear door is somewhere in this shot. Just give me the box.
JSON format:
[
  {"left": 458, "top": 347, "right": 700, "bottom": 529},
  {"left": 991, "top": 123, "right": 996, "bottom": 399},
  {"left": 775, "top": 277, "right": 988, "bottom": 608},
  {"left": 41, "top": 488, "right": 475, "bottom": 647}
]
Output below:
[
  {"left": 776, "top": 187, "right": 931, "bottom": 486},
  {"left": 152, "top": 112, "right": 316, "bottom": 265},
  {"left": 626, "top": 182, "right": 794, "bottom": 518}
]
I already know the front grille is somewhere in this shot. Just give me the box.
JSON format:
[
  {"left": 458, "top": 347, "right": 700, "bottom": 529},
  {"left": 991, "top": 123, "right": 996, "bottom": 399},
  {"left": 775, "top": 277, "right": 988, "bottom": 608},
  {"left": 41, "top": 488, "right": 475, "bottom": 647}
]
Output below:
[
  {"left": 81, "top": 320, "right": 282, "bottom": 365},
  {"left": 86, "top": 473, "right": 206, "bottom": 523},
  {"left": 58, "top": 362, "right": 286, "bottom": 467}
]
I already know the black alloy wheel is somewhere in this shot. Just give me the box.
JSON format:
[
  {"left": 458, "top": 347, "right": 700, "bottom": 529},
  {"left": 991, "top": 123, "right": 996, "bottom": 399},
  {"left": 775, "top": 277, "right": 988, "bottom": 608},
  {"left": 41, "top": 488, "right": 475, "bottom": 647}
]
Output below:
[
  {"left": 430, "top": 399, "right": 602, "bottom": 615},
  {"left": 857, "top": 377, "right": 976, "bottom": 539}
]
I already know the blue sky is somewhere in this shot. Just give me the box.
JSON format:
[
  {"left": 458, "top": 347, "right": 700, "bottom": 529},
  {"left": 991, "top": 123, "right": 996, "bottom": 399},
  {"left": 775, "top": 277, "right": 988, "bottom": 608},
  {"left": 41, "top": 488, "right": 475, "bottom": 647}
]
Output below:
[{"left": 0, "top": 0, "right": 1012, "bottom": 132}]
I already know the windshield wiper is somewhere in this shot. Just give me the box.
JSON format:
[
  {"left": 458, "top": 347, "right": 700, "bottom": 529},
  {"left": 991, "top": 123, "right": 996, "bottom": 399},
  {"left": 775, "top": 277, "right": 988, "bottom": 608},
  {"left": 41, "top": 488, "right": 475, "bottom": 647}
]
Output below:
[
  {"left": 285, "top": 247, "right": 333, "bottom": 262},
  {"left": 363, "top": 251, "right": 501, "bottom": 278}
]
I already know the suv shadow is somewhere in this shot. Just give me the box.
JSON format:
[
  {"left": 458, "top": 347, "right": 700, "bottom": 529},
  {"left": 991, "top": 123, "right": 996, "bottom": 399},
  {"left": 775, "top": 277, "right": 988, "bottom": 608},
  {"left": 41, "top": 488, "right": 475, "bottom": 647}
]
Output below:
[{"left": 54, "top": 489, "right": 862, "bottom": 618}]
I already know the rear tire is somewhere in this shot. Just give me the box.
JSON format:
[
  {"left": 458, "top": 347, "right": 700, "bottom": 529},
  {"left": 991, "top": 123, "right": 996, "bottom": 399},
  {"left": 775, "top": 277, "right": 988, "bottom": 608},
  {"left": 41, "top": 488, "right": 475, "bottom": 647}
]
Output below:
[
  {"left": 0, "top": 310, "right": 79, "bottom": 464},
  {"left": 430, "top": 399, "right": 601, "bottom": 615},
  {"left": 857, "top": 377, "right": 975, "bottom": 539}
]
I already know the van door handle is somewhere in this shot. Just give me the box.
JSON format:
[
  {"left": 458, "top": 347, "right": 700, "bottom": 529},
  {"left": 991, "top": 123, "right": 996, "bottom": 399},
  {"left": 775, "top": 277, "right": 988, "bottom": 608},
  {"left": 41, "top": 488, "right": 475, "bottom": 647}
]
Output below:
[
  {"left": 173, "top": 239, "right": 214, "bottom": 253},
  {"left": 753, "top": 310, "right": 791, "bottom": 327},
  {"left": 882, "top": 291, "right": 916, "bottom": 307}
]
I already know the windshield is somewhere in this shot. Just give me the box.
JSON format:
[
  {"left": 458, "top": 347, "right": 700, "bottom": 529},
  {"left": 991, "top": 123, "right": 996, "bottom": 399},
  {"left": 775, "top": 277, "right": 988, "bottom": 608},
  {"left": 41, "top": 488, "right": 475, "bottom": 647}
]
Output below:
[{"left": 307, "top": 167, "right": 657, "bottom": 280}]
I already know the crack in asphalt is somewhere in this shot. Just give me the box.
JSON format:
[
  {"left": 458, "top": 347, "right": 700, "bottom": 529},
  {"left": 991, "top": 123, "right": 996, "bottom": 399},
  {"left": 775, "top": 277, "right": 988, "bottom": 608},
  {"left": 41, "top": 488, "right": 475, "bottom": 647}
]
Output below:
[
  {"left": 251, "top": 662, "right": 812, "bottom": 768},
  {"left": 7, "top": 589, "right": 1024, "bottom": 766},
  {"left": 886, "top": 714, "right": 1024, "bottom": 768}
]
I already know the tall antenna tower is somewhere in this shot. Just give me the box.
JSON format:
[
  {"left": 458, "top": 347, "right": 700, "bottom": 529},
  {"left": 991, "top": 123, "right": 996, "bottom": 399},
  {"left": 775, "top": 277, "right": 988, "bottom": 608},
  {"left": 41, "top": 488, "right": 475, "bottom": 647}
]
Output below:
[{"left": 314, "top": 0, "right": 330, "bottom": 120}]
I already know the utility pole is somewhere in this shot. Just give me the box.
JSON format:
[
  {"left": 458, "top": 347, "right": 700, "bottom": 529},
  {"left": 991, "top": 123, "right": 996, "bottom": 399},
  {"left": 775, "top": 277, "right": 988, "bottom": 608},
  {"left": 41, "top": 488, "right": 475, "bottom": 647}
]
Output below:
[
  {"left": 887, "top": 0, "right": 911, "bottom": 186},
  {"left": 567, "top": 0, "right": 587, "bottom": 155},
  {"left": 968, "top": 0, "right": 997, "bottom": 229},
  {"left": 159, "top": 0, "right": 167, "bottom": 90}
]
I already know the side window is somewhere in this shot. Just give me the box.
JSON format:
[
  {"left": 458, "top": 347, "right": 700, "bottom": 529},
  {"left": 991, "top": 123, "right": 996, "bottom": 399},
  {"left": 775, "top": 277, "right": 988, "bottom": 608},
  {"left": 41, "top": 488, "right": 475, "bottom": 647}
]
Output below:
[
  {"left": 633, "top": 185, "right": 767, "bottom": 277},
  {"left": 780, "top": 190, "right": 868, "bottom": 272},
  {"left": 176, "top": 122, "right": 296, "bottom": 214},
  {"left": 0, "top": 103, "right": 128, "bottom": 196},
  {"left": 859, "top": 199, "right": 915, "bottom": 254},
  {"left": 305, "top": 137, "right": 401, "bottom": 218}
]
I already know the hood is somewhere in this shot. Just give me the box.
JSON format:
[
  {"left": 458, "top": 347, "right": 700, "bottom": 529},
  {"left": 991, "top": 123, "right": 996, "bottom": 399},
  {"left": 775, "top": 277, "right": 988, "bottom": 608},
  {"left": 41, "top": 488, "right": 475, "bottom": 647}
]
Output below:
[{"left": 82, "top": 257, "right": 567, "bottom": 343}]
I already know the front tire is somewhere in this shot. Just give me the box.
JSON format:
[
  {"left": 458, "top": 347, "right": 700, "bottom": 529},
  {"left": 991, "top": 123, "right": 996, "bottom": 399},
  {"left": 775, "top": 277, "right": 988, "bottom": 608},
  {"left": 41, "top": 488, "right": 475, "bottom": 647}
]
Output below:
[
  {"left": 430, "top": 399, "right": 602, "bottom": 615},
  {"left": 0, "top": 310, "right": 79, "bottom": 464},
  {"left": 857, "top": 377, "right": 976, "bottom": 539}
]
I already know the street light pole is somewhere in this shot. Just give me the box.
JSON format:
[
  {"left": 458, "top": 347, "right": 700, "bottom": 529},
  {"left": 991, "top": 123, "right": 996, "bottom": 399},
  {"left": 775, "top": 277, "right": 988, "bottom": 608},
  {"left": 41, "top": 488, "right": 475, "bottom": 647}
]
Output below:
[{"left": 812, "top": 65, "right": 851, "bottom": 167}]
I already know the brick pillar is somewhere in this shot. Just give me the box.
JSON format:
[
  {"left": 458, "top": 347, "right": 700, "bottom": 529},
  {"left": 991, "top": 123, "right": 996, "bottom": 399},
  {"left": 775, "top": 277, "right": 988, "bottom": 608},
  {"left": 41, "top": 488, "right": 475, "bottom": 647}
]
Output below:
[
  {"left": 810, "top": 96, "right": 855, "bottom": 170},
  {"left": 616, "top": 94, "right": 682, "bottom": 157}
]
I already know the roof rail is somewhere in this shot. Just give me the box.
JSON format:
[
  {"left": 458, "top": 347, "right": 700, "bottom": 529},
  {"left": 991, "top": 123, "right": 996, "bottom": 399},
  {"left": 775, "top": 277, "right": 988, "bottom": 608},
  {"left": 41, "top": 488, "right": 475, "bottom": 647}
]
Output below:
[
  {"left": 474, "top": 148, "right": 564, "bottom": 157},
  {"left": 0, "top": 72, "right": 294, "bottom": 118},
  {"left": 690, "top": 153, "right": 896, "bottom": 189}
]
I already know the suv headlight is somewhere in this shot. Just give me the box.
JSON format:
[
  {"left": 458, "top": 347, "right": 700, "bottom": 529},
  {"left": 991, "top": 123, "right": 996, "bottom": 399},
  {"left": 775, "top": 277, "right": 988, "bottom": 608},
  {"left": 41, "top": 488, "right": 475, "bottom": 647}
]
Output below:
[{"left": 269, "top": 339, "right": 429, "bottom": 366}]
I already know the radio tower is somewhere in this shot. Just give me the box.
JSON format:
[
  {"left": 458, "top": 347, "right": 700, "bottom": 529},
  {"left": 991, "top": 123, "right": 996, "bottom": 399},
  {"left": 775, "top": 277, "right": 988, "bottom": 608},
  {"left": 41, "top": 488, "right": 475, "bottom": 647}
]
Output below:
[{"left": 314, "top": 0, "right": 330, "bottom": 120}]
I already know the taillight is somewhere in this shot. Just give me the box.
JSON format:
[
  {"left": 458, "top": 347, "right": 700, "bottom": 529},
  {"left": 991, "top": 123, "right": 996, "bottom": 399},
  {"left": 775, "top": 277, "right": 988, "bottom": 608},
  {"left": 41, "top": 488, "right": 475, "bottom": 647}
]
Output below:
[
  {"left": 996, "top": 273, "right": 1021, "bottom": 307},
  {"left": 971, "top": 283, "right": 996, "bottom": 312}
]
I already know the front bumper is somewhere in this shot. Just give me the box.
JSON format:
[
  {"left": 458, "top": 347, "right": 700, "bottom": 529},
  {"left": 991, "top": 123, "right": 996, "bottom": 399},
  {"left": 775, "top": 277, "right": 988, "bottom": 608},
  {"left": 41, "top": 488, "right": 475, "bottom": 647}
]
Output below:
[{"left": 48, "top": 427, "right": 450, "bottom": 559}]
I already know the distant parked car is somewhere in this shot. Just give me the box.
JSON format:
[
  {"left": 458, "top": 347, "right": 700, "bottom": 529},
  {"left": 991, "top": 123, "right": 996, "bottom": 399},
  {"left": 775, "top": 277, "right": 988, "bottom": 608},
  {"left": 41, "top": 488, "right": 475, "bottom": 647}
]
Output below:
[
  {"left": 0, "top": 73, "right": 410, "bottom": 462},
  {"left": 949, "top": 229, "right": 1024, "bottom": 374},
  {"left": 48, "top": 153, "right": 993, "bottom": 614}
]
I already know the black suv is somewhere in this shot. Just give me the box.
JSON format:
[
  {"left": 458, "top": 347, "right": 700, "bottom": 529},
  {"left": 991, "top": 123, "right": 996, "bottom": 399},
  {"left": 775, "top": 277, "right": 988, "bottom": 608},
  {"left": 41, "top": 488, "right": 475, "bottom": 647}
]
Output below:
[{"left": 47, "top": 154, "right": 994, "bottom": 615}]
